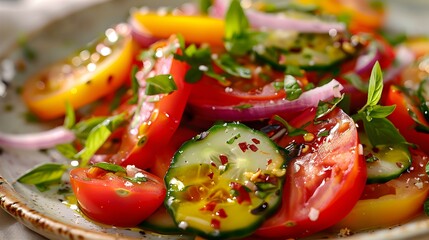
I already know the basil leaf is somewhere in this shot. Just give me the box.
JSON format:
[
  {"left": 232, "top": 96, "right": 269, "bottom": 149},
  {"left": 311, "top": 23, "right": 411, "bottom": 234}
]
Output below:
[
  {"left": 424, "top": 197, "right": 429, "bottom": 216},
  {"left": 145, "top": 74, "right": 177, "bottom": 95},
  {"left": 417, "top": 79, "right": 429, "bottom": 123},
  {"left": 75, "top": 114, "right": 126, "bottom": 166},
  {"left": 93, "top": 162, "right": 126, "bottom": 173},
  {"left": 185, "top": 67, "right": 204, "bottom": 83},
  {"left": 73, "top": 117, "right": 106, "bottom": 140},
  {"left": 273, "top": 115, "right": 307, "bottom": 137},
  {"left": 366, "top": 61, "right": 383, "bottom": 107},
  {"left": 63, "top": 101, "right": 75, "bottom": 129},
  {"left": 285, "top": 65, "right": 303, "bottom": 77},
  {"left": 128, "top": 65, "right": 140, "bottom": 104},
  {"left": 199, "top": 0, "right": 212, "bottom": 14},
  {"left": 56, "top": 143, "right": 78, "bottom": 159},
  {"left": 17, "top": 163, "right": 68, "bottom": 191},
  {"left": 76, "top": 125, "right": 111, "bottom": 166},
  {"left": 283, "top": 75, "right": 302, "bottom": 100},
  {"left": 315, "top": 95, "right": 344, "bottom": 121},
  {"left": 225, "top": 0, "right": 248, "bottom": 40},
  {"left": 368, "top": 105, "right": 396, "bottom": 119},
  {"left": 363, "top": 117, "right": 406, "bottom": 146},
  {"left": 343, "top": 72, "right": 368, "bottom": 93},
  {"left": 213, "top": 54, "right": 251, "bottom": 79}
]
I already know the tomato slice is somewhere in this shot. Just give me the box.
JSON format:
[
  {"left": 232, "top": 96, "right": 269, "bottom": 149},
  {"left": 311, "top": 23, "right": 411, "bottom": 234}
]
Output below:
[
  {"left": 385, "top": 85, "right": 429, "bottom": 154},
  {"left": 110, "top": 38, "right": 192, "bottom": 169},
  {"left": 69, "top": 166, "right": 166, "bottom": 227},
  {"left": 150, "top": 126, "right": 198, "bottom": 178},
  {"left": 131, "top": 12, "right": 224, "bottom": 46},
  {"left": 256, "top": 107, "right": 367, "bottom": 238},
  {"left": 22, "top": 25, "right": 134, "bottom": 120},
  {"left": 333, "top": 148, "right": 429, "bottom": 231}
]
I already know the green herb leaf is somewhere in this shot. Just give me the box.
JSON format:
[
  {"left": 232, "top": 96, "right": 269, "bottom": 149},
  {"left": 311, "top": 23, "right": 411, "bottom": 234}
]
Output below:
[
  {"left": 353, "top": 62, "right": 407, "bottom": 147},
  {"left": 417, "top": 79, "right": 429, "bottom": 123},
  {"left": 233, "top": 103, "right": 253, "bottom": 110},
  {"left": 145, "top": 74, "right": 177, "bottom": 95},
  {"left": 283, "top": 75, "right": 303, "bottom": 100},
  {"left": 285, "top": 65, "right": 303, "bottom": 77},
  {"left": 74, "top": 114, "right": 126, "bottom": 166},
  {"left": 56, "top": 143, "right": 78, "bottom": 159},
  {"left": 368, "top": 105, "right": 396, "bottom": 119},
  {"left": 128, "top": 65, "right": 140, "bottom": 104},
  {"left": 365, "top": 61, "right": 383, "bottom": 107},
  {"left": 315, "top": 95, "right": 344, "bottom": 121},
  {"left": 424, "top": 197, "right": 429, "bottom": 216},
  {"left": 199, "top": 0, "right": 212, "bottom": 14},
  {"left": 273, "top": 115, "right": 307, "bottom": 137},
  {"left": 213, "top": 54, "right": 252, "bottom": 79},
  {"left": 363, "top": 116, "right": 406, "bottom": 146},
  {"left": 224, "top": 0, "right": 248, "bottom": 40},
  {"left": 343, "top": 72, "right": 368, "bottom": 93},
  {"left": 72, "top": 117, "right": 106, "bottom": 140},
  {"left": 93, "top": 162, "right": 126, "bottom": 173},
  {"left": 63, "top": 101, "right": 75, "bottom": 129},
  {"left": 17, "top": 163, "right": 68, "bottom": 191},
  {"left": 76, "top": 125, "right": 111, "bottom": 166}
]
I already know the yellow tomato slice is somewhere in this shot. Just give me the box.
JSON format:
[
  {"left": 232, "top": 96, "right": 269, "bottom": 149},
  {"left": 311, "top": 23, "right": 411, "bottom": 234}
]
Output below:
[
  {"left": 22, "top": 25, "right": 134, "bottom": 120},
  {"left": 131, "top": 12, "right": 225, "bottom": 46},
  {"left": 332, "top": 149, "right": 429, "bottom": 231},
  {"left": 296, "top": 0, "right": 384, "bottom": 32}
]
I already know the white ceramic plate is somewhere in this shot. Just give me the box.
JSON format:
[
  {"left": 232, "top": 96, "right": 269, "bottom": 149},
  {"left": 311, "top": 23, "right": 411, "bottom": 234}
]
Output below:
[{"left": 1, "top": 1, "right": 429, "bottom": 240}]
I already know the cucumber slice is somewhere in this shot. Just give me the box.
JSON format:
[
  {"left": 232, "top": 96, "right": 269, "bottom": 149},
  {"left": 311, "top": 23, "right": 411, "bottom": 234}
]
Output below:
[
  {"left": 257, "top": 33, "right": 355, "bottom": 71},
  {"left": 359, "top": 132, "right": 412, "bottom": 184},
  {"left": 139, "top": 205, "right": 184, "bottom": 235},
  {"left": 164, "top": 123, "right": 287, "bottom": 239}
]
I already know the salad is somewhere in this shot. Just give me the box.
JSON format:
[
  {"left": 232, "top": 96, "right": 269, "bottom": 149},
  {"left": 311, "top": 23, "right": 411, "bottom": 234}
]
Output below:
[{"left": 2, "top": 0, "right": 429, "bottom": 239}]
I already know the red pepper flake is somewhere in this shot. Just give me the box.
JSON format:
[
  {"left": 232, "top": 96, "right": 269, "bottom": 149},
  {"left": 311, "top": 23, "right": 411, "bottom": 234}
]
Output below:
[
  {"left": 249, "top": 144, "right": 258, "bottom": 152},
  {"left": 211, "top": 162, "right": 217, "bottom": 167},
  {"left": 252, "top": 138, "right": 260, "bottom": 144},
  {"left": 200, "top": 201, "right": 217, "bottom": 212},
  {"left": 216, "top": 208, "right": 227, "bottom": 218},
  {"left": 208, "top": 172, "right": 214, "bottom": 179},
  {"left": 230, "top": 182, "right": 251, "bottom": 204},
  {"left": 219, "top": 154, "right": 228, "bottom": 165},
  {"left": 107, "top": 75, "right": 113, "bottom": 84},
  {"left": 211, "top": 218, "right": 221, "bottom": 230},
  {"left": 239, "top": 142, "right": 248, "bottom": 152},
  {"left": 267, "top": 159, "right": 273, "bottom": 166}
]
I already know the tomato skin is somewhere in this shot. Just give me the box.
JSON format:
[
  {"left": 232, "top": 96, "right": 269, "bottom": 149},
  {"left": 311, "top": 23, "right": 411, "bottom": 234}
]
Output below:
[
  {"left": 69, "top": 167, "right": 166, "bottom": 227},
  {"left": 150, "top": 126, "right": 198, "bottom": 178},
  {"left": 256, "top": 108, "right": 367, "bottom": 238},
  {"left": 110, "top": 44, "right": 192, "bottom": 170},
  {"left": 333, "top": 149, "right": 429, "bottom": 231},
  {"left": 385, "top": 85, "right": 429, "bottom": 154},
  {"left": 22, "top": 27, "right": 134, "bottom": 120}
]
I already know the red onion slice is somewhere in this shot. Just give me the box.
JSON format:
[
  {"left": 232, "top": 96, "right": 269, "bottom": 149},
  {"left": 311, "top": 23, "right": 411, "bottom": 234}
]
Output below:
[
  {"left": 211, "top": 0, "right": 345, "bottom": 33},
  {"left": 188, "top": 79, "right": 344, "bottom": 121},
  {"left": 383, "top": 45, "right": 415, "bottom": 83},
  {"left": 0, "top": 127, "right": 75, "bottom": 150},
  {"left": 129, "top": 15, "right": 159, "bottom": 48},
  {"left": 354, "top": 42, "right": 381, "bottom": 76}
]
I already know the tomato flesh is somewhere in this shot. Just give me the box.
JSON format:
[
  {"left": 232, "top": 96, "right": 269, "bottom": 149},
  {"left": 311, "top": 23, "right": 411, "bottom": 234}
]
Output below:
[
  {"left": 69, "top": 166, "right": 166, "bottom": 227},
  {"left": 333, "top": 149, "right": 429, "bottom": 231},
  {"left": 385, "top": 85, "right": 429, "bottom": 154},
  {"left": 256, "top": 107, "right": 367, "bottom": 238},
  {"left": 110, "top": 39, "right": 192, "bottom": 169}
]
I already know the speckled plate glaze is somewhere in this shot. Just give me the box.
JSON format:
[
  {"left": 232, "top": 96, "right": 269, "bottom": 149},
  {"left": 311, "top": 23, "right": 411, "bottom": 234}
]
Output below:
[{"left": 1, "top": 0, "right": 429, "bottom": 240}]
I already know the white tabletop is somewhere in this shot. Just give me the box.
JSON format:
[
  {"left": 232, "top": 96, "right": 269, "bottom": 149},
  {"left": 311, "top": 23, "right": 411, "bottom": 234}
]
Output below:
[{"left": 0, "top": 1, "right": 105, "bottom": 239}]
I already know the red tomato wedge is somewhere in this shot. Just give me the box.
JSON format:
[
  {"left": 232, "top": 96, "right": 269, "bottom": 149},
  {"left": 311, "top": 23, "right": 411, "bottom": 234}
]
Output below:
[
  {"left": 256, "top": 107, "right": 367, "bottom": 238},
  {"left": 385, "top": 85, "right": 429, "bottom": 153},
  {"left": 69, "top": 166, "right": 166, "bottom": 227},
  {"left": 109, "top": 39, "right": 192, "bottom": 169}
]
